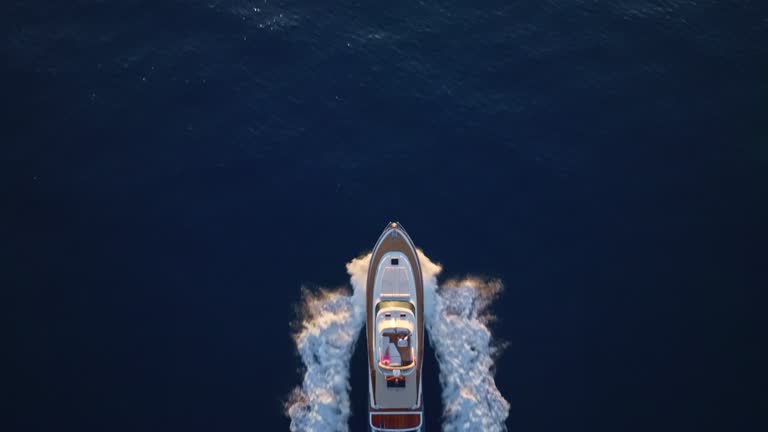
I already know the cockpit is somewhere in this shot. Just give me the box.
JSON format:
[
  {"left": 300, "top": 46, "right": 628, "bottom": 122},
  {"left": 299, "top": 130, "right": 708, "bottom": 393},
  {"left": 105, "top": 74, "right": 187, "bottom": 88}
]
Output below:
[
  {"left": 380, "top": 327, "right": 414, "bottom": 367},
  {"left": 375, "top": 301, "right": 417, "bottom": 375}
]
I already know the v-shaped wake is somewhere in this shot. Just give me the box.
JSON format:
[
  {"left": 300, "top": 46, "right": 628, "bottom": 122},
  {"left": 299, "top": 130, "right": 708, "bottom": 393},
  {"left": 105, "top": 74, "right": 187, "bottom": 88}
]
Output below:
[{"left": 286, "top": 251, "right": 509, "bottom": 431}]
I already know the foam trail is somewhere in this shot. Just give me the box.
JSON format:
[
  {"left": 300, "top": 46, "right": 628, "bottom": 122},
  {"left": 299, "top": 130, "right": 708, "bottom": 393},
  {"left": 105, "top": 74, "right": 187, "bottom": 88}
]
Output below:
[
  {"left": 425, "top": 274, "right": 511, "bottom": 432},
  {"left": 286, "top": 253, "right": 370, "bottom": 432},
  {"left": 417, "top": 250, "right": 509, "bottom": 431}
]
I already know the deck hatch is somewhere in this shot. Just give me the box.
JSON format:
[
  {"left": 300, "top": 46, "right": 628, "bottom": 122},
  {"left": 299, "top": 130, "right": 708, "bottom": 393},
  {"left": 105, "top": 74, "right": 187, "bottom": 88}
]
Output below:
[{"left": 386, "top": 377, "right": 406, "bottom": 388}]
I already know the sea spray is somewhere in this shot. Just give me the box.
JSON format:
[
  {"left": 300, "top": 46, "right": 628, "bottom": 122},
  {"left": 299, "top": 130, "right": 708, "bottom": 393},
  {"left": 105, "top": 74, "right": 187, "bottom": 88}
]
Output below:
[
  {"left": 286, "top": 254, "right": 370, "bottom": 432},
  {"left": 416, "top": 249, "right": 443, "bottom": 321}
]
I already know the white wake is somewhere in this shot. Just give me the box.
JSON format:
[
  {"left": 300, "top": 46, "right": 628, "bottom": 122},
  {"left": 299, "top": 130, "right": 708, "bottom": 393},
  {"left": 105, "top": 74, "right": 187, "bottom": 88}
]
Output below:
[
  {"left": 427, "top": 277, "right": 510, "bottom": 431},
  {"left": 286, "top": 254, "right": 370, "bottom": 432},
  {"left": 286, "top": 251, "right": 509, "bottom": 431}
]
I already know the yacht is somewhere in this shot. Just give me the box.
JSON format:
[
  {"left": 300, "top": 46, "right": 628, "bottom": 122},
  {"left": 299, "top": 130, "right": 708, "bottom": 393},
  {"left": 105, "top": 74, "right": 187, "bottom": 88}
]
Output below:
[{"left": 366, "top": 222, "right": 423, "bottom": 431}]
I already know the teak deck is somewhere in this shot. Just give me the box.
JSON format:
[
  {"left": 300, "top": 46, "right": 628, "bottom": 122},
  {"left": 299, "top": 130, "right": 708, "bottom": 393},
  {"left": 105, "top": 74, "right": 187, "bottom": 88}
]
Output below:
[{"left": 370, "top": 413, "right": 422, "bottom": 429}]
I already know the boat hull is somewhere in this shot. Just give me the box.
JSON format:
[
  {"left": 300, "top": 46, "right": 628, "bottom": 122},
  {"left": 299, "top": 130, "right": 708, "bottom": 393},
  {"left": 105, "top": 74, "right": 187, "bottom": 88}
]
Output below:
[{"left": 366, "top": 222, "right": 424, "bottom": 431}]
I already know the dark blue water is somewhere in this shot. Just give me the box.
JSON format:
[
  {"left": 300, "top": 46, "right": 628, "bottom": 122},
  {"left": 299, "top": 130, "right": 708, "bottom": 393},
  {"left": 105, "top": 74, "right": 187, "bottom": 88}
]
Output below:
[{"left": 4, "top": 1, "right": 767, "bottom": 431}]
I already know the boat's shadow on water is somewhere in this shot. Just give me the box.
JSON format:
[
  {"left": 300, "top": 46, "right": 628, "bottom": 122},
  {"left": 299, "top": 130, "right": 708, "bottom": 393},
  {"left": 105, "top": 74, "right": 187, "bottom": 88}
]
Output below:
[{"left": 350, "top": 329, "right": 442, "bottom": 431}]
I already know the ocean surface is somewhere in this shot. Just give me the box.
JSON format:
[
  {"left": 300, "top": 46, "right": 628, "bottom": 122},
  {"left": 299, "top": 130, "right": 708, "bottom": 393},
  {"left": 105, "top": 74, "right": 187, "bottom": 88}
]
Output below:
[{"left": 4, "top": 1, "right": 767, "bottom": 431}]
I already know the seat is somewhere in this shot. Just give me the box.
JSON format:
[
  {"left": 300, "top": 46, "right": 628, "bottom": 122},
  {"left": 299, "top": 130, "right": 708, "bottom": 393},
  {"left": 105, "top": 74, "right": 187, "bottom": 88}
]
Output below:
[{"left": 388, "top": 342, "right": 402, "bottom": 366}]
